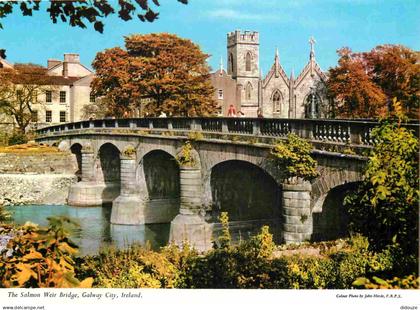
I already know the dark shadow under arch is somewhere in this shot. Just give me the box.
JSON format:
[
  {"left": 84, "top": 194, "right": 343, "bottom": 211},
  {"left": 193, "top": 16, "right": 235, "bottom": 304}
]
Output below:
[
  {"left": 70, "top": 143, "right": 82, "bottom": 181},
  {"left": 142, "top": 150, "right": 180, "bottom": 200},
  {"left": 98, "top": 143, "right": 121, "bottom": 183},
  {"left": 312, "top": 182, "right": 360, "bottom": 241},
  {"left": 210, "top": 160, "right": 281, "bottom": 222}
]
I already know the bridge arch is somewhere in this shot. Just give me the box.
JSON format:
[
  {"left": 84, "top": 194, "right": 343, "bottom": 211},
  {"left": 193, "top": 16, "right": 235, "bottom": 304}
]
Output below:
[
  {"left": 93, "top": 142, "right": 121, "bottom": 204},
  {"left": 96, "top": 140, "right": 125, "bottom": 155},
  {"left": 312, "top": 182, "right": 361, "bottom": 241},
  {"left": 311, "top": 169, "right": 363, "bottom": 212},
  {"left": 209, "top": 160, "right": 281, "bottom": 222},
  {"left": 70, "top": 143, "right": 82, "bottom": 181},
  {"left": 139, "top": 149, "right": 180, "bottom": 201}
]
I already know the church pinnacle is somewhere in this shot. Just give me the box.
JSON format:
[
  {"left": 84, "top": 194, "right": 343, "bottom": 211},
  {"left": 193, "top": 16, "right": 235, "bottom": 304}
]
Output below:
[
  {"left": 220, "top": 56, "right": 224, "bottom": 72},
  {"left": 309, "top": 36, "right": 316, "bottom": 60}
]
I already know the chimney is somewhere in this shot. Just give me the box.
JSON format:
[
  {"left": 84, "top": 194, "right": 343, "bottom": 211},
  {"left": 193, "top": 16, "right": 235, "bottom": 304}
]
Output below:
[
  {"left": 64, "top": 53, "right": 80, "bottom": 63},
  {"left": 48, "top": 59, "right": 61, "bottom": 69},
  {"left": 63, "top": 62, "right": 69, "bottom": 78}
]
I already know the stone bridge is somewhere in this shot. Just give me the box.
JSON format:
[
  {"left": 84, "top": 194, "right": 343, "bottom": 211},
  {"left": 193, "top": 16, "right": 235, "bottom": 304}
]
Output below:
[{"left": 35, "top": 117, "right": 419, "bottom": 250}]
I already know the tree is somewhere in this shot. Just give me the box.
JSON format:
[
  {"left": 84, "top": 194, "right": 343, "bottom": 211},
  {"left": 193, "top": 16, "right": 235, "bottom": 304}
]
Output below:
[
  {"left": 0, "top": 0, "right": 188, "bottom": 33},
  {"left": 0, "top": 64, "right": 55, "bottom": 133},
  {"left": 92, "top": 33, "right": 217, "bottom": 117},
  {"left": 327, "top": 48, "right": 387, "bottom": 118},
  {"left": 327, "top": 45, "right": 420, "bottom": 118},
  {"left": 363, "top": 45, "right": 420, "bottom": 118},
  {"left": 345, "top": 103, "right": 419, "bottom": 256}
]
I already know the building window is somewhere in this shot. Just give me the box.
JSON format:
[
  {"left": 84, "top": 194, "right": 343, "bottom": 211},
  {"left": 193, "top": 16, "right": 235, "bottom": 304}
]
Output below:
[
  {"left": 228, "top": 53, "right": 234, "bottom": 74},
  {"left": 218, "top": 89, "right": 223, "bottom": 100},
  {"left": 60, "top": 111, "right": 66, "bottom": 123},
  {"left": 245, "top": 82, "right": 252, "bottom": 100},
  {"left": 45, "top": 90, "right": 52, "bottom": 103},
  {"left": 245, "top": 52, "right": 251, "bottom": 71},
  {"left": 60, "top": 91, "right": 66, "bottom": 103},
  {"left": 46, "top": 111, "right": 52, "bottom": 123},
  {"left": 31, "top": 111, "right": 38, "bottom": 122},
  {"left": 272, "top": 90, "right": 282, "bottom": 114},
  {"left": 90, "top": 92, "right": 96, "bottom": 103}
]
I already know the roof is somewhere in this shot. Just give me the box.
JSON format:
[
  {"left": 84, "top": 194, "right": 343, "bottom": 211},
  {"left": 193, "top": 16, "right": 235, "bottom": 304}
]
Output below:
[
  {"left": 294, "top": 58, "right": 327, "bottom": 88},
  {"left": 47, "top": 76, "right": 82, "bottom": 86}
]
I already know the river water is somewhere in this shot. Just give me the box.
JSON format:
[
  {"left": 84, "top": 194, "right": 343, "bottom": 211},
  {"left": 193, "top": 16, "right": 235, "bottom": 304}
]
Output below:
[{"left": 6, "top": 205, "right": 170, "bottom": 256}]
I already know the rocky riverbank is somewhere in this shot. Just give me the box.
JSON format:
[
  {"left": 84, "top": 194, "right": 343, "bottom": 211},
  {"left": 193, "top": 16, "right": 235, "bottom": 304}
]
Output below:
[
  {"left": 0, "top": 174, "right": 77, "bottom": 206},
  {"left": 0, "top": 149, "right": 78, "bottom": 206}
]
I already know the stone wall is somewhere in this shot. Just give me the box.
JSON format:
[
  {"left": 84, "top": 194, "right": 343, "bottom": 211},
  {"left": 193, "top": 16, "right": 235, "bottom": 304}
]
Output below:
[
  {"left": 0, "top": 174, "right": 77, "bottom": 206},
  {"left": 0, "top": 153, "right": 78, "bottom": 174},
  {"left": 0, "top": 152, "right": 78, "bottom": 206}
]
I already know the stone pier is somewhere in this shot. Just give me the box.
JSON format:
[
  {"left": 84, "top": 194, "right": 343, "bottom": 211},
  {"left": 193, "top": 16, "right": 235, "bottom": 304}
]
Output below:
[
  {"left": 282, "top": 181, "right": 313, "bottom": 244},
  {"left": 110, "top": 148, "right": 145, "bottom": 225},
  {"left": 170, "top": 158, "right": 212, "bottom": 251},
  {"left": 68, "top": 146, "right": 105, "bottom": 206}
]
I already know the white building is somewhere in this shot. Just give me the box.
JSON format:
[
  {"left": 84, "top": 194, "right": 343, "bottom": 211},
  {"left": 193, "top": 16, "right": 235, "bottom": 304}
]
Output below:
[{"left": 0, "top": 53, "right": 95, "bottom": 129}]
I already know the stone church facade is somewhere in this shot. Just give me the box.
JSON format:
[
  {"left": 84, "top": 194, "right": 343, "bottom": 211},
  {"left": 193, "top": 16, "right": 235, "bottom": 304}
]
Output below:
[{"left": 211, "top": 30, "right": 329, "bottom": 118}]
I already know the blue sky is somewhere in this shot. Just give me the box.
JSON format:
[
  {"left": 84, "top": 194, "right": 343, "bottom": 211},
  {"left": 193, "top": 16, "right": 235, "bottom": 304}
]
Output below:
[{"left": 0, "top": 0, "right": 419, "bottom": 76}]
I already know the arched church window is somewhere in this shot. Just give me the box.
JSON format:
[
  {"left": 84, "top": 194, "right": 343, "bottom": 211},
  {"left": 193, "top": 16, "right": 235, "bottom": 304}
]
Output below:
[
  {"left": 229, "top": 53, "right": 234, "bottom": 73},
  {"left": 245, "top": 52, "right": 251, "bottom": 71},
  {"left": 305, "top": 92, "right": 321, "bottom": 118},
  {"left": 245, "top": 82, "right": 252, "bottom": 100},
  {"left": 272, "top": 90, "right": 282, "bottom": 114}
]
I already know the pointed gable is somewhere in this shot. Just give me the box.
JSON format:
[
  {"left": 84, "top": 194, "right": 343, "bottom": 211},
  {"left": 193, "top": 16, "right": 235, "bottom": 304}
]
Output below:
[
  {"left": 294, "top": 59, "right": 327, "bottom": 88},
  {"left": 262, "top": 50, "right": 289, "bottom": 88}
]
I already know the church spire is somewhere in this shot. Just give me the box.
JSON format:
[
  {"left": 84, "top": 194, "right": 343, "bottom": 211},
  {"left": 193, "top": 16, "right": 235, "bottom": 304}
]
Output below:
[
  {"left": 219, "top": 56, "right": 224, "bottom": 72},
  {"left": 274, "top": 47, "right": 279, "bottom": 77},
  {"left": 309, "top": 36, "right": 316, "bottom": 60}
]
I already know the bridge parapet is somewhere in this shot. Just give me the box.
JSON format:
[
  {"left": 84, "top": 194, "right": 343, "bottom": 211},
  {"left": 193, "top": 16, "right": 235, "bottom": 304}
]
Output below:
[{"left": 36, "top": 117, "right": 419, "bottom": 148}]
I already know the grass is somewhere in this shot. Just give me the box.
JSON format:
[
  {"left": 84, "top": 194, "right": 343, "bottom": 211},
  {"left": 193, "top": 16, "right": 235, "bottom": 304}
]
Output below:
[{"left": 0, "top": 143, "right": 61, "bottom": 154}]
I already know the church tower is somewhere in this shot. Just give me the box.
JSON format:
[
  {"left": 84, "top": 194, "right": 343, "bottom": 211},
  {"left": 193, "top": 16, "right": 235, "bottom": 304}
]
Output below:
[{"left": 227, "top": 30, "right": 260, "bottom": 115}]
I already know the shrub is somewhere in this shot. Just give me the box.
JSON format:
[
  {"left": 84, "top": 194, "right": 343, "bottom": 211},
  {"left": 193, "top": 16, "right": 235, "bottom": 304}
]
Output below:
[
  {"left": 353, "top": 275, "right": 419, "bottom": 289},
  {"left": 176, "top": 141, "right": 196, "bottom": 167},
  {"left": 7, "top": 132, "right": 28, "bottom": 146},
  {"left": 0, "top": 204, "right": 10, "bottom": 223},
  {"left": 270, "top": 133, "right": 319, "bottom": 180},
  {"left": 345, "top": 114, "right": 419, "bottom": 256},
  {"left": 187, "top": 131, "right": 204, "bottom": 141},
  {"left": 0, "top": 217, "right": 92, "bottom": 288},
  {"left": 80, "top": 244, "right": 179, "bottom": 288}
]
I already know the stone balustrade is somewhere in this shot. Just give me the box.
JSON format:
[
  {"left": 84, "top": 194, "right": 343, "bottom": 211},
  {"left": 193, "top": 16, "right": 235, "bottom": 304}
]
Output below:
[{"left": 36, "top": 117, "right": 419, "bottom": 147}]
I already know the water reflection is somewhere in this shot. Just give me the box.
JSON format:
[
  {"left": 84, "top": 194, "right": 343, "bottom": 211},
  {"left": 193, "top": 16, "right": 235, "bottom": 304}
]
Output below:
[{"left": 6, "top": 205, "right": 170, "bottom": 256}]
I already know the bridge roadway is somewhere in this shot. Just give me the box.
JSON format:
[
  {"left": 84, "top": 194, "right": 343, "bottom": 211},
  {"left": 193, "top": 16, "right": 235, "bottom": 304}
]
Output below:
[{"left": 35, "top": 117, "right": 419, "bottom": 250}]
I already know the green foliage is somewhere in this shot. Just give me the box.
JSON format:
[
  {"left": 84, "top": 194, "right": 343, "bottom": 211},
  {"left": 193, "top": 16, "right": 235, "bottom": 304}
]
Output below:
[
  {"left": 0, "top": 1, "right": 189, "bottom": 33},
  {"left": 238, "top": 226, "right": 275, "bottom": 259},
  {"left": 270, "top": 134, "right": 319, "bottom": 180},
  {"left": 7, "top": 132, "right": 28, "bottom": 146},
  {"left": 353, "top": 274, "right": 419, "bottom": 289},
  {"left": 176, "top": 141, "right": 196, "bottom": 167},
  {"left": 0, "top": 217, "right": 92, "bottom": 288},
  {"left": 216, "top": 212, "right": 231, "bottom": 249},
  {"left": 187, "top": 131, "right": 204, "bottom": 141},
  {"left": 283, "top": 256, "right": 337, "bottom": 289},
  {"left": 345, "top": 114, "right": 419, "bottom": 255},
  {"left": 79, "top": 244, "right": 180, "bottom": 288},
  {"left": 0, "top": 204, "right": 10, "bottom": 223},
  {"left": 123, "top": 145, "right": 136, "bottom": 157}
]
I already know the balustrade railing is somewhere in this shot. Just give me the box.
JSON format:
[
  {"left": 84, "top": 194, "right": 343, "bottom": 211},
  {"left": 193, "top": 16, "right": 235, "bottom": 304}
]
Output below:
[{"left": 36, "top": 117, "right": 419, "bottom": 147}]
